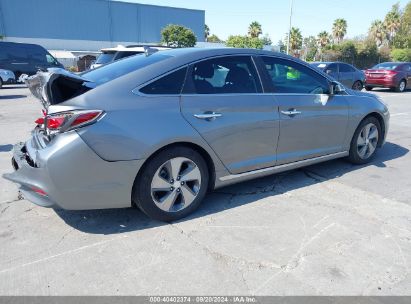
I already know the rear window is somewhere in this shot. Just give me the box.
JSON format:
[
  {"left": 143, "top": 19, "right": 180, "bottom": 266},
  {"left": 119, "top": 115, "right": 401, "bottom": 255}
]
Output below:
[
  {"left": 81, "top": 53, "right": 172, "bottom": 85},
  {"left": 95, "top": 52, "right": 116, "bottom": 64},
  {"left": 372, "top": 63, "right": 399, "bottom": 70}
]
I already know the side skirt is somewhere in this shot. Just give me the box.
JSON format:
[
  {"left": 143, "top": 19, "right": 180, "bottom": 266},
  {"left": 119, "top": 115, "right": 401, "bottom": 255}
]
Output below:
[{"left": 215, "top": 151, "right": 349, "bottom": 188}]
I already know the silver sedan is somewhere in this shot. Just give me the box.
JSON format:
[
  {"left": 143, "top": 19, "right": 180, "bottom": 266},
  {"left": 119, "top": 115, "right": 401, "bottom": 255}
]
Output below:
[{"left": 3, "top": 48, "right": 390, "bottom": 221}]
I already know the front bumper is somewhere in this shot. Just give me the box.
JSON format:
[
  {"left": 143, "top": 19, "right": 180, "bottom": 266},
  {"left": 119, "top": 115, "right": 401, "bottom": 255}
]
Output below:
[{"left": 3, "top": 131, "right": 145, "bottom": 210}]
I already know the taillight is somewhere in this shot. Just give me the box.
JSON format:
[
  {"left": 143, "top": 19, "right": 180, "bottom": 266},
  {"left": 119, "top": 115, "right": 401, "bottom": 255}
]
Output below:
[
  {"left": 35, "top": 110, "right": 104, "bottom": 132},
  {"left": 385, "top": 70, "right": 397, "bottom": 78}
]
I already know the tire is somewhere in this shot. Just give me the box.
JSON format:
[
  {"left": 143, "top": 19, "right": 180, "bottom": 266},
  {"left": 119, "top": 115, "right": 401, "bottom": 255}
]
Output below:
[
  {"left": 365, "top": 86, "right": 373, "bottom": 91},
  {"left": 395, "top": 79, "right": 406, "bottom": 92},
  {"left": 348, "top": 116, "right": 381, "bottom": 165},
  {"left": 133, "top": 146, "right": 209, "bottom": 222},
  {"left": 352, "top": 80, "right": 363, "bottom": 91},
  {"left": 0, "top": 78, "right": 3, "bottom": 89}
]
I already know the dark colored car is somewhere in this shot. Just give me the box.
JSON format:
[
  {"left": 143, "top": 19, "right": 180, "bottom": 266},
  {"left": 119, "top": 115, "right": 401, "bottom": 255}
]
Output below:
[
  {"left": 311, "top": 62, "right": 365, "bottom": 90},
  {"left": 0, "top": 42, "right": 63, "bottom": 78},
  {"left": 365, "top": 62, "right": 411, "bottom": 92}
]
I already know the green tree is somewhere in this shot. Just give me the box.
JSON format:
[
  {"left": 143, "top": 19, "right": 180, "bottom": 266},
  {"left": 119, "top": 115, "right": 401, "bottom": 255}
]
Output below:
[
  {"left": 248, "top": 21, "right": 262, "bottom": 38},
  {"left": 317, "top": 31, "right": 330, "bottom": 60},
  {"left": 207, "top": 34, "right": 222, "bottom": 43},
  {"left": 161, "top": 24, "right": 197, "bottom": 48},
  {"left": 286, "top": 27, "right": 303, "bottom": 55},
  {"left": 384, "top": 3, "right": 401, "bottom": 44},
  {"left": 204, "top": 24, "right": 210, "bottom": 41},
  {"left": 369, "top": 20, "right": 386, "bottom": 47},
  {"left": 332, "top": 18, "right": 347, "bottom": 44},
  {"left": 261, "top": 34, "right": 272, "bottom": 46},
  {"left": 302, "top": 36, "right": 318, "bottom": 61},
  {"left": 391, "top": 48, "right": 411, "bottom": 61},
  {"left": 226, "top": 35, "right": 264, "bottom": 49}
]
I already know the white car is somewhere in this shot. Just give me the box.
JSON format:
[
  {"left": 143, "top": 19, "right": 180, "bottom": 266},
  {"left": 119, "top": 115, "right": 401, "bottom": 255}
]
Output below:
[
  {"left": 0, "top": 69, "right": 16, "bottom": 88},
  {"left": 90, "top": 45, "right": 171, "bottom": 69}
]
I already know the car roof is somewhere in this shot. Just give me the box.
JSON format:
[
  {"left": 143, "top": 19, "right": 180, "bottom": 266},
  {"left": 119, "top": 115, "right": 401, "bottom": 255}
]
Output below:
[{"left": 101, "top": 45, "right": 170, "bottom": 52}]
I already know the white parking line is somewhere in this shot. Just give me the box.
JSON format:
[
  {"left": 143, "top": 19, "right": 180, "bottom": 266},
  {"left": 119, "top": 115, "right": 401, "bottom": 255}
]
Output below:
[{"left": 391, "top": 112, "right": 409, "bottom": 117}]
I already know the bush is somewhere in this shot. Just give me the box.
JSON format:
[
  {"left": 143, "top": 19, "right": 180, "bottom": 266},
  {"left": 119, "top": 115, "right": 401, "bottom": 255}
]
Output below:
[
  {"left": 391, "top": 49, "right": 411, "bottom": 61},
  {"left": 68, "top": 66, "right": 78, "bottom": 72}
]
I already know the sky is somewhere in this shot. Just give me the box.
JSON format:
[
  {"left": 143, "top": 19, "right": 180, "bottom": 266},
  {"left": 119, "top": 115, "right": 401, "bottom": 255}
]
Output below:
[{"left": 121, "top": 0, "right": 409, "bottom": 43}]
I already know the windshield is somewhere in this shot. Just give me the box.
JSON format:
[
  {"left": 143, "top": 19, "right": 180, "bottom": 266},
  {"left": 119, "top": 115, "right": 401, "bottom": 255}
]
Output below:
[
  {"left": 95, "top": 52, "right": 116, "bottom": 64},
  {"left": 372, "top": 63, "right": 399, "bottom": 70},
  {"left": 310, "top": 63, "right": 328, "bottom": 70},
  {"left": 81, "top": 53, "right": 172, "bottom": 85}
]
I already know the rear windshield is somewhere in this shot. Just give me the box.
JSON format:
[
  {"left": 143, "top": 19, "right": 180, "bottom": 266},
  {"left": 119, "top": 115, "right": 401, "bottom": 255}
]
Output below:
[
  {"left": 81, "top": 53, "right": 172, "bottom": 85},
  {"left": 95, "top": 52, "right": 116, "bottom": 64},
  {"left": 372, "top": 63, "right": 399, "bottom": 70}
]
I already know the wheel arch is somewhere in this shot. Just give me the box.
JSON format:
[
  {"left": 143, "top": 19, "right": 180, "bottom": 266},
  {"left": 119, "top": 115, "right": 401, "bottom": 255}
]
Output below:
[
  {"left": 132, "top": 141, "right": 217, "bottom": 206},
  {"left": 360, "top": 112, "right": 386, "bottom": 147}
]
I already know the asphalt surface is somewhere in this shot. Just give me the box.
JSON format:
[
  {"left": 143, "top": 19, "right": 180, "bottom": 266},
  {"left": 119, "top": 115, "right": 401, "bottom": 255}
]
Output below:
[{"left": 0, "top": 85, "right": 410, "bottom": 295}]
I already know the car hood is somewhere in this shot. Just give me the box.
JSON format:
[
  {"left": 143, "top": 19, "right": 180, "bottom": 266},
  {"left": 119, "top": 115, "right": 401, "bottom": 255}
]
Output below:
[{"left": 346, "top": 88, "right": 376, "bottom": 98}]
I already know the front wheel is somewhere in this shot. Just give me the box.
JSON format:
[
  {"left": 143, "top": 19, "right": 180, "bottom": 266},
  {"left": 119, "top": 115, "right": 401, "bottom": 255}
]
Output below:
[
  {"left": 365, "top": 86, "right": 373, "bottom": 91},
  {"left": 133, "top": 146, "right": 209, "bottom": 221},
  {"left": 0, "top": 78, "right": 3, "bottom": 89},
  {"left": 348, "top": 117, "right": 381, "bottom": 164}
]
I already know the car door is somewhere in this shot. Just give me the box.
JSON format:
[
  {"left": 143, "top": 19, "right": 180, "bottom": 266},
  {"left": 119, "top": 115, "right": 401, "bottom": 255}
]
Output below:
[
  {"left": 259, "top": 56, "right": 349, "bottom": 165},
  {"left": 180, "top": 55, "right": 280, "bottom": 174},
  {"left": 338, "top": 63, "right": 355, "bottom": 87}
]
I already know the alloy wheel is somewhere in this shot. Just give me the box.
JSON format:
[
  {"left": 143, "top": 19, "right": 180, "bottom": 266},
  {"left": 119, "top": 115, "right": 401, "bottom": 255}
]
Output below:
[
  {"left": 150, "top": 157, "right": 201, "bottom": 212},
  {"left": 357, "top": 123, "right": 379, "bottom": 160},
  {"left": 399, "top": 80, "right": 406, "bottom": 92}
]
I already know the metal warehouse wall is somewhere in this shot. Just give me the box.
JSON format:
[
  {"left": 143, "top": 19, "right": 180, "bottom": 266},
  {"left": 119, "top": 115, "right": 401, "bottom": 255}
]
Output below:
[{"left": 0, "top": 0, "right": 204, "bottom": 50}]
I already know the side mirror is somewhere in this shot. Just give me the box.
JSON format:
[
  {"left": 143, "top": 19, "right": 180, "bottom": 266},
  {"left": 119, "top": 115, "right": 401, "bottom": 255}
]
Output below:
[{"left": 329, "top": 81, "right": 345, "bottom": 95}]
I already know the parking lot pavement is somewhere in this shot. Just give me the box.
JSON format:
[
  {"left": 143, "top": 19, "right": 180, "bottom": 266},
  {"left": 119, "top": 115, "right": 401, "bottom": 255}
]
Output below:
[{"left": 0, "top": 85, "right": 410, "bottom": 295}]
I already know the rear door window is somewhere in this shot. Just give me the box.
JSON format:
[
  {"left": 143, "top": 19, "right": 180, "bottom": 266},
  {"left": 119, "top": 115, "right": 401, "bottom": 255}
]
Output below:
[
  {"left": 339, "top": 64, "right": 355, "bottom": 72},
  {"left": 186, "top": 56, "right": 262, "bottom": 94},
  {"left": 140, "top": 67, "right": 187, "bottom": 95}
]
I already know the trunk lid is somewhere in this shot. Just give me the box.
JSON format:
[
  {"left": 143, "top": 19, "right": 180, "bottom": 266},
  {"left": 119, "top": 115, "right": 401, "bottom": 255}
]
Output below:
[{"left": 25, "top": 68, "right": 94, "bottom": 110}]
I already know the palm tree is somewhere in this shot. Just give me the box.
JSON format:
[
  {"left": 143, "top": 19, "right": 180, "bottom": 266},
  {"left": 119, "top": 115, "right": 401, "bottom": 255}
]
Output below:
[
  {"left": 369, "top": 20, "right": 386, "bottom": 47},
  {"left": 204, "top": 24, "right": 210, "bottom": 41},
  {"left": 248, "top": 21, "right": 262, "bottom": 38},
  {"left": 384, "top": 11, "right": 401, "bottom": 43},
  {"left": 317, "top": 31, "right": 330, "bottom": 60},
  {"left": 288, "top": 27, "right": 303, "bottom": 56},
  {"left": 332, "top": 18, "right": 347, "bottom": 44}
]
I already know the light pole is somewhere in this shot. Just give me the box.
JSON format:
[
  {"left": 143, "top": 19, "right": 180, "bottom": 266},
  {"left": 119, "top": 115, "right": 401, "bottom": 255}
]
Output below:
[{"left": 286, "top": 0, "right": 294, "bottom": 55}]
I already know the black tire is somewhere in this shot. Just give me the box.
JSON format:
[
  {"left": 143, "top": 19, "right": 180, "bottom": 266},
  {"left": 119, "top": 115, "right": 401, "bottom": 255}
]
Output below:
[
  {"left": 365, "top": 86, "right": 373, "bottom": 91},
  {"left": 348, "top": 116, "right": 381, "bottom": 165},
  {"left": 395, "top": 79, "right": 407, "bottom": 92},
  {"left": 0, "top": 78, "right": 3, "bottom": 89},
  {"left": 352, "top": 80, "right": 363, "bottom": 91},
  {"left": 133, "top": 146, "right": 209, "bottom": 222}
]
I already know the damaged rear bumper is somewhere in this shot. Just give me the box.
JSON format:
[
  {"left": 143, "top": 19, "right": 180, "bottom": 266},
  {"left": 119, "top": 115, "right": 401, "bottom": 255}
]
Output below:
[{"left": 3, "top": 131, "right": 145, "bottom": 210}]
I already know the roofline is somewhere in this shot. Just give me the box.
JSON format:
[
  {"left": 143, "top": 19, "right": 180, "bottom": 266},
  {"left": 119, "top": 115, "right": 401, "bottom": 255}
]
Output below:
[{"left": 95, "top": 0, "right": 205, "bottom": 14}]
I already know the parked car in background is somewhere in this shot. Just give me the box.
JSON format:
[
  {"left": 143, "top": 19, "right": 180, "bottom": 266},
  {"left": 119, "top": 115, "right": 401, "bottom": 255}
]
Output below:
[
  {"left": 365, "top": 62, "right": 411, "bottom": 92},
  {"left": 4, "top": 48, "right": 389, "bottom": 222},
  {"left": 0, "top": 69, "right": 15, "bottom": 88},
  {"left": 0, "top": 42, "right": 63, "bottom": 79},
  {"left": 310, "top": 62, "right": 365, "bottom": 90},
  {"left": 90, "top": 45, "right": 171, "bottom": 69}
]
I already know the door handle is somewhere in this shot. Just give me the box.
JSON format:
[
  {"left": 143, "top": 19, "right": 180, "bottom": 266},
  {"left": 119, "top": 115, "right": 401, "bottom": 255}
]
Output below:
[
  {"left": 281, "top": 109, "right": 302, "bottom": 116},
  {"left": 194, "top": 112, "right": 223, "bottom": 120}
]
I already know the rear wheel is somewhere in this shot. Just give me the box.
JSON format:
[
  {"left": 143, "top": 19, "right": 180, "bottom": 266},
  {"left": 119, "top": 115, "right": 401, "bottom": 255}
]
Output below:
[
  {"left": 365, "top": 86, "right": 373, "bottom": 91},
  {"left": 0, "top": 78, "right": 3, "bottom": 89},
  {"left": 395, "top": 79, "right": 406, "bottom": 92},
  {"left": 348, "top": 117, "right": 381, "bottom": 164},
  {"left": 352, "top": 80, "right": 363, "bottom": 91},
  {"left": 133, "top": 146, "right": 209, "bottom": 221}
]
